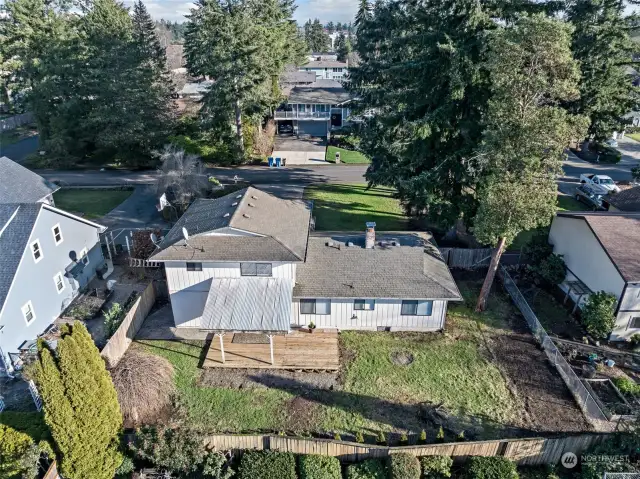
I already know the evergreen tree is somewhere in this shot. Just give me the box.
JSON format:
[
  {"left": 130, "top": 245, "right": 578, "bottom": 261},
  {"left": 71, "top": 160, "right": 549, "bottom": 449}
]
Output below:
[
  {"left": 35, "top": 323, "right": 123, "bottom": 479},
  {"left": 354, "top": 0, "right": 371, "bottom": 30},
  {"left": 326, "top": 21, "right": 335, "bottom": 33},
  {"left": 336, "top": 21, "right": 343, "bottom": 31},
  {"left": 473, "top": 14, "right": 588, "bottom": 311},
  {"left": 336, "top": 32, "right": 352, "bottom": 62},
  {"left": 305, "top": 18, "right": 330, "bottom": 51},
  {"left": 567, "top": 0, "right": 638, "bottom": 141}
]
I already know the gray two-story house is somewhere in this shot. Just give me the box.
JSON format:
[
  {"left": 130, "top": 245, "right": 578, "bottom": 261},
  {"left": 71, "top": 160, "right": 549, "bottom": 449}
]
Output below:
[{"left": 0, "top": 203, "right": 106, "bottom": 374}]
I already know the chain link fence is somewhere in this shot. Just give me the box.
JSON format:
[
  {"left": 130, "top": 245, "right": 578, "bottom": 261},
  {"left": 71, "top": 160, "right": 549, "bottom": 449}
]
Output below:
[{"left": 499, "top": 267, "right": 611, "bottom": 429}]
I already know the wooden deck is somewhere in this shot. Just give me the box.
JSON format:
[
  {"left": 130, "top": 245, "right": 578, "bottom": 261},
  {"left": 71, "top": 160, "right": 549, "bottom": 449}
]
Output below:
[{"left": 203, "top": 330, "right": 340, "bottom": 370}]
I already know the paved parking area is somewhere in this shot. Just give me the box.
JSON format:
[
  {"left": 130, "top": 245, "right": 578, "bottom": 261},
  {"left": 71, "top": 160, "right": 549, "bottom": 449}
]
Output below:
[{"left": 272, "top": 136, "right": 327, "bottom": 165}]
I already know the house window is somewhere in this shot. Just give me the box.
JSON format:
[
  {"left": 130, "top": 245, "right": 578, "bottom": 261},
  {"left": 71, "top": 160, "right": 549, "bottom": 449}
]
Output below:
[
  {"left": 401, "top": 300, "right": 433, "bottom": 316},
  {"left": 240, "top": 263, "right": 272, "bottom": 277},
  {"left": 79, "top": 247, "right": 89, "bottom": 265},
  {"left": 300, "top": 299, "right": 331, "bottom": 315},
  {"left": 53, "top": 272, "right": 65, "bottom": 293},
  {"left": 31, "top": 240, "right": 42, "bottom": 263},
  {"left": 354, "top": 299, "right": 375, "bottom": 311},
  {"left": 186, "top": 262, "right": 202, "bottom": 272},
  {"left": 21, "top": 301, "right": 35, "bottom": 325},
  {"left": 630, "top": 317, "right": 640, "bottom": 329},
  {"left": 52, "top": 224, "right": 63, "bottom": 245},
  {"left": 333, "top": 68, "right": 343, "bottom": 72}
]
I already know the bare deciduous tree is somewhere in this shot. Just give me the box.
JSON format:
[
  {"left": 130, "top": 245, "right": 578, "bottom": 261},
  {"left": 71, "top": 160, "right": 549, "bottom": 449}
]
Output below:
[{"left": 156, "top": 145, "right": 211, "bottom": 213}]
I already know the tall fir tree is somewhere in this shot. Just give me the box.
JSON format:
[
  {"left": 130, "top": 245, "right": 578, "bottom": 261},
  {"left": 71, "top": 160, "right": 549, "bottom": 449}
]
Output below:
[
  {"left": 305, "top": 18, "right": 330, "bottom": 51},
  {"left": 35, "top": 323, "right": 123, "bottom": 479},
  {"left": 567, "top": 0, "right": 638, "bottom": 141},
  {"left": 336, "top": 32, "right": 352, "bottom": 62},
  {"left": 326, "top": 20, "right": 335, "bottom": 33}
]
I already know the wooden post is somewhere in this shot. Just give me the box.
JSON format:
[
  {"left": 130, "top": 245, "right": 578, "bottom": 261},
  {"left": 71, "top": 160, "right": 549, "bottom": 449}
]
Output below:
[
  {"left": 268, "top": 335, "right": 274, "bottom": 365},
  {"left": 218, "top": 334, "right": 225, "bottom": 364},
  {"left": 125, "top": 235, "right": 131, "bottom": 256}
]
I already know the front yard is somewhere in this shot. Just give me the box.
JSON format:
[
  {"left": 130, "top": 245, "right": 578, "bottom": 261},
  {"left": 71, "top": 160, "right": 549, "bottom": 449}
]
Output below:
[
  {"left": 303, "top": 183, "right": 409, "bottom": 231},
  {"left": 325, "top": 146, "right": 370, "bottom": 164},
  {"left": 53, "top": 187, "right": 134, "bottom": 219}
]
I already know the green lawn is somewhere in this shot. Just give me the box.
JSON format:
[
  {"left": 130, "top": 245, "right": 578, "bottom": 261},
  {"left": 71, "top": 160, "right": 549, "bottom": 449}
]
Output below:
[
  {"left": 303, "top": 183, "right": 408, "bottom": 231},
  {"left": 627, "top": 133, "right": 640, "bottom": 143},
  {"left": 138, "top": 284, "right": 522, "bottom": 437},
  {"left": 0, "top": 124, "right": 37, "bottom": 146},
  {"left": 326, "top": 146, "right": 370, "bottom": 164},
  {"left": 53, "top": 188, "right": 134, "bottom": 219}
]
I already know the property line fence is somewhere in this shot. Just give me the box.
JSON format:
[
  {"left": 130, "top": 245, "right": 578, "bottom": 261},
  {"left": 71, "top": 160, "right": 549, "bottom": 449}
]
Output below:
[
  {"left": 498, "top": 267, "right": 611, "bottom": 429},
  {"left": 0, "top": 112, "right": 33, "bottom": 131},
  {"left": 439, "top": 248, "right": 523, "bottom": 269},
  {"left": 205, "top": 433, "right": 605, "bottom": 466}
]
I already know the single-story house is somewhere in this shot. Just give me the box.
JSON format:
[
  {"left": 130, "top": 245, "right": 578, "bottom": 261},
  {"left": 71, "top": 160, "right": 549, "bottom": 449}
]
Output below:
[
  {"left": 548, "top": 212, "right": 640, "bottom": 340},
  {"left": 150, "top": 186, "right": 461, "bottom": 341},
  {"left": 0, "top": 156, "right": 59, "bottom": 205},
  {"left": 0, "top": 203, "right": 107, "bottom": 374},
  {"left": 299, "top": 60, "right": 348, "bottom": 81},
  {"left": 604, "top": 186, "right": 640, "bottom": 212},
  {"left": 274, "top": 79, "right": 352, "bottom": 137}
]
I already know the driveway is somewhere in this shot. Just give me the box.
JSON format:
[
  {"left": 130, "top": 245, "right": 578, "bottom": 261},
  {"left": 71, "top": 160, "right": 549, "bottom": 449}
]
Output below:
[{"left": 272, "top": 136, "right": 327, "bottom": 165}]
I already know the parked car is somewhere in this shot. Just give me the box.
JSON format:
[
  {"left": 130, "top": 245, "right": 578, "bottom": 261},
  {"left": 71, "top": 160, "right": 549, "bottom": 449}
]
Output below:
[
  {"left": 278, "top": 124, "right": 293, "bottom": 134},
  {"left": 579, "top": 173, "right": 621, "bottom": 193},
  {"left": 574, "top": 184, "right": 609, "bottom": 211},
  {"left": 605, "top": 138, "right": 618, "bottom": 148}
]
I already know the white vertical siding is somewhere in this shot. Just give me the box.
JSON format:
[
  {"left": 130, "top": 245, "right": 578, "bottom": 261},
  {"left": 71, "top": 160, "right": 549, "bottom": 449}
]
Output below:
[
  {"left": 612, "top": 284, "right": 640, "bottom": 340},
  {"left": 290, "top": 298, "right": 448, "bottom": 331}
]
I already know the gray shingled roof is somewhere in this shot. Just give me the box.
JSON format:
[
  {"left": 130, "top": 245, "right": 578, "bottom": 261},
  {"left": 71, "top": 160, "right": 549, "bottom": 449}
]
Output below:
[
  {"left": 606, "top": 186, "right": 640, "bottom": 212},
  {"left": 559, "top": 212, "right": 640, "bottom": 282},
  {"left": 0, "top": 203, "right": 43, "bottom": 312},
  {"left": 281, "top": 71, "right": 316, "bottom": 84},
  {"left": 201, "top": 278, "right": 292, "bottom": 332},
  {"left": 287, "top": 80, "right": 351, "bottom": 105},
  {"left": 153, "top": 187, "right": 312, "bottom": 262},
  {"left": 0, "top": 156, "right": 59, "bottom": 204},
  {"left": 293, "top": 232, "right": 462, "bottom": 300},
  {"left": 301, "top": 61, "right": 348, "bottom": 68}
]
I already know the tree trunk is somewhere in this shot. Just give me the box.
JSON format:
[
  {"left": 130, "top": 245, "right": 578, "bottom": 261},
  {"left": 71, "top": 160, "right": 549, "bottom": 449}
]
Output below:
[
  {"left": 235, "top": 97, "right": 244, "bottom": 154},
  {"left": 475, "top": 236, "right": 507, "bottom": 312}
]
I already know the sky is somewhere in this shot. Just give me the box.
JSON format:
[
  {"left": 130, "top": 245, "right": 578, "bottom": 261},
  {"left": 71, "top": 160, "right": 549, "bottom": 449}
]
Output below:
[{"left": 120, "top": 0, "right": 357, "bottom": 24}]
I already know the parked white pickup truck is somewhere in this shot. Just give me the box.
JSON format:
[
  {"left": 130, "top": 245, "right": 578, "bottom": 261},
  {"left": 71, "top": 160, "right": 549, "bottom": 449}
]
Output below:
[{"left": 579, "top": 174, "right": 620, "bottom": 193}]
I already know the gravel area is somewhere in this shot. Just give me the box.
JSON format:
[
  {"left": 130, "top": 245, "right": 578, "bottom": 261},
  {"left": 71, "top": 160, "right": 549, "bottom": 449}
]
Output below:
[{"left": 199, "top": 368, "right": 339, "bottom": 390}]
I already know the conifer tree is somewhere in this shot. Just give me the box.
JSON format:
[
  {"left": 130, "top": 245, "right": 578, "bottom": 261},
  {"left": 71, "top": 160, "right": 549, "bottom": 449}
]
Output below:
[
  {"left": 336, "top": 32, "right": 352, "bottom": 62},
  {"left": 305, "top": 18, "right": 330, "bottom": 51},
  {"left": 35, "top": 323, "right": 123, "bottom": 479}
]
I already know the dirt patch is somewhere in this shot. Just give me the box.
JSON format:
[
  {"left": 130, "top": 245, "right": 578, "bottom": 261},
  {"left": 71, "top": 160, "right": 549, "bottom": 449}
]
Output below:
[
  {"left": 199, "top": 368, "right": 339, "bottom": 391},
  {"left": 285, "top": 397, "right": 323, "bottom": 432},
  {"left": 488, "top": 313, "right": 592, "bottom": 433},
  {"left": 390, "top": 350, "right": 414, "bottom": 366}
]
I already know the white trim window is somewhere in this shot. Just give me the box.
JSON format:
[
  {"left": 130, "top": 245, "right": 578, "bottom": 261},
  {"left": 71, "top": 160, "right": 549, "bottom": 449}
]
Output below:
[
  {"left": 630, "top": 316, "right": 640, "bottom": 329},
  {"left": 21, "top": 301, "right": 35, "bottom": 325},
  {"left": 401, "top": 300, "right": 433, "bottom": 316},
  {"left": 31, "top": 240, "right": 43, "bottom": 263},
  {"left": 354, "top": 299, "right": 375, "bottom": 311},
  {"left": 300, "top": 299, "right": 331, "bottom": 315},
  {"left": 53, "top": 272, "right": 65, "bottom": 293},
  {"left": 79, "top": 247, "right": 89, "bottom": 265},
  {"left": 52, "top": 224, "right": 63, "bottom": 245}
]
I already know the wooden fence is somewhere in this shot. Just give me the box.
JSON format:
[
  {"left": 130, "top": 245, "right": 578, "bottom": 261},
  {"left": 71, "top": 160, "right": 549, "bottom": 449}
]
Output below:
[
  {"left": 204, "top": 433, "right": 605, "bottom": 466},
  {"left": 439, "top": 248, "right": 523, "bottom": 269},
  {"left": 100, "top": 281, "right": 157, "bottom": 368},
  {"left": 0, "top": 112, "right": 33, "bottom": 131}
]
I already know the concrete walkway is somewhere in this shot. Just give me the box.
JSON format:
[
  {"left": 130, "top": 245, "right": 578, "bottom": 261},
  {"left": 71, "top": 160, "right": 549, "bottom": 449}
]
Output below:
[{"left": 272, "top": 136, "right": 328, "bottom": 165}]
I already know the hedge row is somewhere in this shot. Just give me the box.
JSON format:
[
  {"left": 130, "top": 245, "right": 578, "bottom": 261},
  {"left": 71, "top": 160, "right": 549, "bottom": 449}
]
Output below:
[{"left": 237, "top": 451, "right": 518, "bottom": 479}]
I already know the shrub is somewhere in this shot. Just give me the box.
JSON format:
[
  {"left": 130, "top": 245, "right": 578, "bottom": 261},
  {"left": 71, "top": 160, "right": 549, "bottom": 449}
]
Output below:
[
  {"left": 104, "top": 302, "right": 124, "bottom": 337},
  {"left": 436, "top": 427, "right": 444, "bottom": 443},
  {"left": 110, "top": 347, "right": 175, "bottom": 427},
  {"left": 536, "top": 254, "right": 566, "bottom": 285},
  {"left": 400, "top": 433, "right": 409, "bottom": 445},
  {"left": 419, "top": 430, "right": 427, "bottom": 444},
  {"left": 115, "top": 456, "right": 135, "bottom": 477},
  {"left": 376, "top": 431, "right": 386, "bottom": 444},
  {"left": 0, "top": 424, "right": 40, "bottom": 479},
  {"left": 632, "top": 165, "right": 640, "bottom": 182},
  {"left": 581, "top": 291, "right": 617, "bottom": 339},
  {"left": 420, "top": 455, "right": 453, "bottom": 478},
  {"left": 524, "top": 231, "right": 553, "bottom": 263},
  {"left": 630, "top": 333, "right": 640, "bottom": 347},
  {"left": 0, "top": 412, "right": 50, "bottom": 443},
  {"left": 613, "top": 377, "right": 640, "bottom": 396},
  {"left": 465, "top": 457, "right": 518, "bottom": 479},
  {"left": 299, "top": 454, "right": 342, "bottom": 479},
  {"left": 346, "top": 459, "right": 388, "bottom": 479},
  {"left": 238, "top": 450, "right": 297, "bottom": 479},
  {"left": 130, "top": 427, "right": 206, "bottom": 473},
  {"left": 389, "top": 453, "right": 420, "bottom": 479},
  {"left": 355, "top": 431, "right": 365, "bottom": 443}
]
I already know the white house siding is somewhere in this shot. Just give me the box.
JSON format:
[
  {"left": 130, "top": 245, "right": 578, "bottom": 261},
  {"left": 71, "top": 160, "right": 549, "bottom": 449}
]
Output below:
[
  {"left": 165, "top": 261, "right": 297, "bottom": 328},
  {"left": 613, "top": 284, "right": 640, "bottom": 340},
  {"left": 290, "top": 298, "right": 448, "bottom": 331}
]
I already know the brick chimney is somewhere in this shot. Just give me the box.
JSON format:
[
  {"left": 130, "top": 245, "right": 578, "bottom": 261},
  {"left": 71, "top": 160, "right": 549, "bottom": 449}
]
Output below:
[{"left": 365, "top": 222, "right": 376, "bottom": 249}]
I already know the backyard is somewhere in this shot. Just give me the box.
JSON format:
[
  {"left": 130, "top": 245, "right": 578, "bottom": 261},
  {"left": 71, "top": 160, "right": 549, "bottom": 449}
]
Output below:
[
  {"left": 325, "top": 146, "right": 370, "bottom": 164},
  {"left": 53, "top": 187, "right": 134, "bottom": 219},
  {"left": 303, "top": 183, "right": 409, "bottom": 231}
]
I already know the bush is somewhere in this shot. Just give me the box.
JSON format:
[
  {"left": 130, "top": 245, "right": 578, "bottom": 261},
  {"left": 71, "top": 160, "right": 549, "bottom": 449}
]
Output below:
[
  {"left": 355, "top": 431, "right": 365, "bottom": 443},
  {"left": 104, "top": 302, "right": 124, "bottom": 337},
  {"left": 130, "top": 427, "right": 207, "bottom": 474},
  {"left": 536, "top": 254, "right": 566, "bottom": 285},
  {"left": 630, "top": 333, "right": 640, "bottom": 347},
  {"left": 579, "top": 433, "right": 640, "bottom": 479},
  {"left": 581, "top": 291, "right": 617, "bottom": 339},
  {"left": 298, "top": 454, "right": 342, "bottom": 479},
  {"left": 613, "top": 377, "right": 640, "bottom": 396},
  {"left": 524, "top": 231, "right": 553, "bottom": 264},
  {"left": 115, "top": 456, "right": 135, "bottom": 477},
  {"left": 419, "top": 430, "right": 427, "bottom": 444},
  {"left": 465, "top": 457, "right": 518, "bottom": 479},
  {"left": 0, "top": 424, "right": 40, "bottom": 479},
  {"left": 376, "top": 431, "right": 386, "bottom": 444},
  {"left": 238, "top": 450, "right": 297, "bottom": 479},
  {"left": 346, "top": 459, "right": 388, "bottom": 479},
  {"left": 389, "top": 453, "right": 420, "bottom": 479},
  {"left": 420, "top": 455, "right": 453, "bottom": 478}
]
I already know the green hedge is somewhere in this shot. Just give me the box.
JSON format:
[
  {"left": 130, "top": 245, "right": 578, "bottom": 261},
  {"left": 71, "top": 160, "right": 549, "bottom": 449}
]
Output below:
[
  {"left": 466, "top": 457, "right": 518, "bottom": 479},
  {"left": 346, "top": 459, "right": 388, "bottom": 479},
  {"left": 238, "top": 450, "right": 297, "bottom": 479},
  {"left": 420, "top": 456, "right": 453, "bottom": 478},
  {"left": 298, "top": 454, "right": 342, "bottom": 479},
  {"left": 389, "top": 453, "right": 420, "bottom": 479},
  {"left": 0, "top": 412, "right": 50, "bottom": 443}
]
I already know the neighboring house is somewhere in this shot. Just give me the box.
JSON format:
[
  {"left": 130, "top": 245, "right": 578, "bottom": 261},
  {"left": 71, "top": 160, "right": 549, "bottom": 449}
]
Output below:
[
  {"left": 307, "top": 52, "right": 338, "bottom": 62},
  {"left": 604, "top": 186, "right": 640, "bottom": 212},
  {"left": 178, "top": 80, "right": 214, "bottom": 101},
  {"left": 0, "top": 156, "right": 59, "bottom": 205},
  {"left": 274, "top": 79, "right": 352, "bottom": 137},
  {"left": 280, "top": 71, "right": 317, "bottom": 88},
  {"left": 548, "top": 212, "right": 640, "bottom": 341},
  {"left": 0, "top": 203, "right": 106, "bottom": 373},
  {"left": 150, "top": 187, "right": 461, "bottom": 335},
  {"left": 299, "top": 60, "right": 348, "bottom": 81}
]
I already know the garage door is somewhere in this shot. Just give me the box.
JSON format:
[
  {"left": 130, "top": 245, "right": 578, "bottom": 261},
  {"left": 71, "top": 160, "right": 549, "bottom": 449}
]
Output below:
[{"left": 298, "top": 121, "right": 327, "bottom": 137}]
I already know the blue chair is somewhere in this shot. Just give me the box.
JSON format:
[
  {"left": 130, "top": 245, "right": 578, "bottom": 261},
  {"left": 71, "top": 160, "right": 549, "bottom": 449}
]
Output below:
[{"left": 268, "top": 157, "right": 274, "bottom": 167}]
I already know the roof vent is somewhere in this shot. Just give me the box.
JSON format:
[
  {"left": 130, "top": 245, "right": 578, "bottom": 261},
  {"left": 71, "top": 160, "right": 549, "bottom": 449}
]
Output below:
[
  {"left": 326, "top": 241, "right": 334, "bottom": 247},
  {"left": 391, "top": 240, "right": 399, "bottom": 247},
  {"left": 236, "top": 194, "right": 242, "bottom": 199},
  {"left": 346, "top": 241, "right": 354, "bottom": 247},
  {"left": 243, "top": 213, "right": 250, "bottom": 218},
  {"left": 248, "top": 203, "right": 255, "bottom": 207},
  {"left": 223, "top": 213, "right": 230, "bottom": 218},
  {"left": 251, "top": 195, "right": 258, "bottom": 200},
  {"left": 232, "top": 202, "right": 238, "bottom": 206}
]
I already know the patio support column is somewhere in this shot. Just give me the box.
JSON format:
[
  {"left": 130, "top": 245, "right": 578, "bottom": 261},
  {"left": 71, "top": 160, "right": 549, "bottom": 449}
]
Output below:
[
  {"left": 218, "top": 333, "right": 226, "bottom": 364},
  {"left": 268, "top": 335, "right": 274, "bottom": 365},
  {"left": 564, "top": 285, "right": 573, "bottom": 304},
  {"left": 572, "top": 294, "right": 584, "bottom": 315}
]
